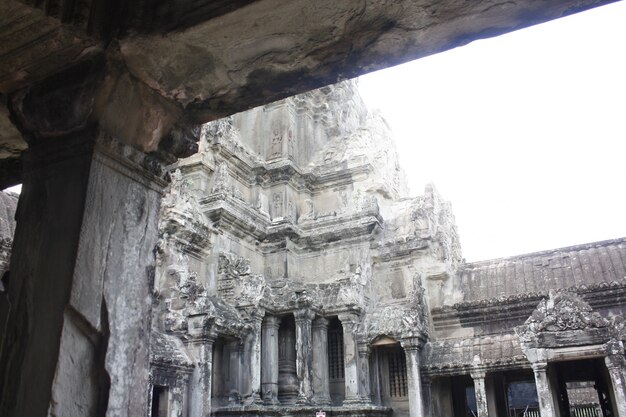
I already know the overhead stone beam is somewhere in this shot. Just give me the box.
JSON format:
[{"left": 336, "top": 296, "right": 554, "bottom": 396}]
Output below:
[
  {"left": 118, "top": 0, "right": 617, "bottom": 122},
  {"left": 0, "top": 0, "right": 616, "bottom": 164}
]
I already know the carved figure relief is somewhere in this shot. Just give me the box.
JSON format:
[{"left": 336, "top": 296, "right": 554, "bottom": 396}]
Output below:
[
  {"left": 287, "top": 129, "right": 295, "bottom": 159},
  {"left": 272, "top": 192, "right": 283, "bottom": 219},
  {"left": 270, "top": 126, "right": 283, "bottom": 159},
  {"left": 211, "top": 162, "right": 229, "bottom": 193}
]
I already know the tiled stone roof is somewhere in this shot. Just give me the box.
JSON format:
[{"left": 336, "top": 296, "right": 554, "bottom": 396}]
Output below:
[{"left": 457, "top": 238, "right": 626, "bottom": 302}]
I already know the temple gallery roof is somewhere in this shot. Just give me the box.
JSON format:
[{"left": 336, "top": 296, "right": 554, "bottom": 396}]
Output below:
[{"left": 456, "top": 238, "right": 626, "bottom": 303}]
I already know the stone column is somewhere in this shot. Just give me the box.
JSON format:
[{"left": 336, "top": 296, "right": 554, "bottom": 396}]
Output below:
[
  {"left": 605, "top": 354, "right": 626, "bottom": 417},
  {"left": 402, "top": 338, "right": 426, "bottom": 417},
  {"left": 187, "top": 320, "right": 216, "bottom": 417},
  {"left": 294, "top": 309, "right": 315, "bottom": 404},
  {"left": 421, "top": 375, "right": 432, "bottom": 416},
  {"left": 0, "top": 59, "right": 197, "bottom": 417},
  {"left": 227, "top": 340, "right": 242, "bottom": 404},
  {"left": 0, "top": 132, "right": 171, "bottom": 416},
  {"left": 247, "top": 311, "right": 264, "bottom": 404},
  {"left": 311, "top": 317, "right": 331, "bottom": 405},
  {"left": 358, "top": 343, "right": 372, "bottom": 404},
  {"left": 471, "top": 371, "right": 489, "bottom": 417},
  {"left": 371, "top": 349, "right": 382, "bottom": 405},
  {"left": 339, "top": 312, "right": 361, "bottom": 404},
  {"left": 531, "top": 362, "right": 557, "bottom": 417},
  {"left": 261, "top": 315, "right": 281, "bottom": 404}
]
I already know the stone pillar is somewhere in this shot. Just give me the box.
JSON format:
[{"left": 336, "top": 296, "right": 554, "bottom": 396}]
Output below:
[
  {"left": 0, "top": 58, "right": 196, "bottom": 417},
  {"left": 261, "top": 315, "right": 281, "bottom": 404},
  {"left": 0, "top": 132, "right": 170, "bottom": 416},
  {"left": 402, "top": 338, "right": 426, "bottom": 417},
  {"left": 187, "top": 320, "right": 216, "bottom": 417},
  {"left": 421, "top": 375, "right": 432, "bottom": 416},
  {"left": 294, "top": 309, "right": 315, "bottom": 404},
  {"left": 471, "top": 371, "right": 489, "bottom": 417},
  {"left": 339, "top": 312, "right": 361, "bottom": 404},
  {"left": 227, "top": 340, "right": 242, "bottom": 404},
  {"left": 531, "top": 362, "right": 557, "bottom": 417},
  {"left": 246, "top": 311, "right": 264, "bottom": 404},
  {"left": 311, "top": 317, "right": 331, "bottom": 405},
  {"left": 605, "top": 354, "right": 626, "bottom": 417},
  {"left": 357, "top": 343, "right": 372, "bottom": 404},
  {"left": 371, "top": 349, "right": 382, "bottom": 405}
]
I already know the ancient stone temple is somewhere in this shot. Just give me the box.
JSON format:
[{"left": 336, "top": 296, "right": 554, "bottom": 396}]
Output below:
[
  {"left": 149, "top": 80, "right": 626, "bottom": 417},
  {"left": 0, "top": 0, "right": 617, "bottom": 416}
]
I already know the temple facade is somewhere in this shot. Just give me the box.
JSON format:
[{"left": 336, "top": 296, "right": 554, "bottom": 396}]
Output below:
[{"left": 147, "top": 80, "right": 626, "bottom": 417}]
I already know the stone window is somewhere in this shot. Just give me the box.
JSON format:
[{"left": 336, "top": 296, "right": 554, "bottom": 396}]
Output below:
[
  {"left": 328, "top": 323, "right": 345, "bottom": 380},
  {"left": 387, "top": 348, "right": 408, "bottom": 397},
  {"left": 150, "top": 385, "right": 169, "bottom": 417},
  {"left": 506, "top": 379, "right": 539, "bottom": 417}
]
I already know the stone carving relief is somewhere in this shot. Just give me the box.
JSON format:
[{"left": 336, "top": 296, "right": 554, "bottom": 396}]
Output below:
[
  {"left": 287, "top": 129, "right": 295, "bottom": 160},
  {"left": 211, "top": 162, "right": 229, "bottom": 194},
  {"left": 270, "top": 124, "right": 283, "bottom": 159},
  {"left": 218, "top": 253, "right": 268, "bottom": 306},
  {"left": 210, "top": 162, "right": 246, "bottom": 202},
  {"left": 272, "top": 192, "right": 283, "bottom": 219},
  {"left": 518, "top": 290, "right": 610, "bottom": 335},
  {"left": 286, "top": 200, "right": 295, "bottom": 223}
]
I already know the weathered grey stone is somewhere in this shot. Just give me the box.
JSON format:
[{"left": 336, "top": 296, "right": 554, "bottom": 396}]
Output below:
[
  {"left": 144, "top": 80, "right": 626, "bottom": 417},
  {"left": 3, "top": 74, "right": 626, "bottom": 417}
]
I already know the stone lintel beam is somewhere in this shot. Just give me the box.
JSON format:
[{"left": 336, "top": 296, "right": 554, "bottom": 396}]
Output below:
[
  {"left": 294, "top": 309, "right": 316, "bottom": 404},
  {"left": 187, "top": 313, "right": 219, "bottom": 341},
  {"left": 118, "top": 0, "right": 618, "bottom": 123}
]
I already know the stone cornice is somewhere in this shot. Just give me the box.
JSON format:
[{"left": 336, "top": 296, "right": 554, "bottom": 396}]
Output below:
[
  {"left": 432, "top": 280, "right": 626, "bottom": 331},
  {"left": 202, "top": 192, "right": 381, "bottom": 251}
]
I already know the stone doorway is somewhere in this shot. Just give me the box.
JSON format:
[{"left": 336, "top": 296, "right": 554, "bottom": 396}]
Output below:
[
  {"left": 278, "top": 314, "right": 298, "bottom": 404},
  {"left": 553, "top": 359, "right": 614, "bottom": 417},
  {"left": 370, "top": 341, "right": 409, "bottom": 417}
]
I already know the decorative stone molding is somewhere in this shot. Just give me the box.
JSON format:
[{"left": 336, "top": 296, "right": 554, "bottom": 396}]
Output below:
[{"left": 515, "top": 290, "right": 618, "bottom": 350}]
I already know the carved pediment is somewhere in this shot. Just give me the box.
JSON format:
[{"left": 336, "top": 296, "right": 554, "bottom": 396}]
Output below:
[
  {"left": 515, "top": 290, "right": 616, "bottom": 349},
  {"left": 521, "top": 290, "right": 609, "bottom": 334}
]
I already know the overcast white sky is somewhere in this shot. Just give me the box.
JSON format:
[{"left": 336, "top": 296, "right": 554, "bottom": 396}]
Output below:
[{"left": 358, "top": 1, "right": 626, "bottom": 262}]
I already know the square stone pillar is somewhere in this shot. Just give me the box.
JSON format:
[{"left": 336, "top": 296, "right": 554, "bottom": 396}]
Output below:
[
  {"left": 531, "top": 362, "right": 558, "bottom": 417},
  {"left": 227, "top": 340, "right": 243, "bottom": 404},
  {"left": 261, "top": 315, "right": 281, "bottom": 404},
  {"left": 311, "top": 317, "right": 331, "bottom": 405},
  {"left": 0, "top": 58, "right": 198, "bottom": 417},
  {"left": 421, "top": 375, "right": 433, "bottom": 416},
  {"left": 357, "top": 343, "right": 372, "bottom": 404},
  {"left": 470, "top": 370, "right": 489, "bottom": 417},
  {"left": 401, "top": 338, "right": 426, "bottom": 417},
  {"left": 605, "top": 353, "right": 626, "bottom": 417},
  {"left": 294, "top": 309, "right": 315, "bottom": 404},
  {"left": 243, "top": 309, "right": 264, "bottom": 404},
  {"left": 187, "top": 318, "right": 217, "bottom": 417},
  {"left": 339, "top": 312, "right": 361, "bottom": 404},
  {"left": 0, "top": 131, "right": 172, "bottom": 416}
]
